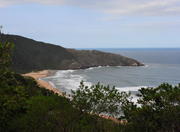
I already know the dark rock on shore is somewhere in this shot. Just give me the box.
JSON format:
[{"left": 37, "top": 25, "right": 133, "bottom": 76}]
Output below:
[{"left": 0, "top": 34, "right": 144, "bottom": 73}]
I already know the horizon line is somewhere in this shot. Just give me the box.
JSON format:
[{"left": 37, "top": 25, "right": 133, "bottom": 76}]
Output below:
[{"left": 76, "top": 47, "right": 180, "bottom": 49}]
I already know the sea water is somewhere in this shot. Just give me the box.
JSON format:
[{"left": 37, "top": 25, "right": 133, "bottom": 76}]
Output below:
[{"left": 43, "top": 48, "right": 180, "bottom": 98}]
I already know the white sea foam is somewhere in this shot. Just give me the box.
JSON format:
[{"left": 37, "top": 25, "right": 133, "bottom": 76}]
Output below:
[
  {"left": 86, "top": 66, "right": 104, "bottom": 70},
  {"left": 44, "top": 70, "right": 92, "bottom": 93},
  {"left": 39, "top": 77, "right": 57, "bottom": 89},
  {"left": 116, "top": 86, "right": 149, "bottom": 104},
  {"left": 43, "top": 70, "right": 151, "bottom": 103},
  {"left": 87, "top": 67, "right": 95, "bottom": 70},
  {"left": 44, "top": 70, "right": 76, "bottom": 79},
  {"left": 116, "top": 86, "right": 148, "bottom": 92},
  {"left": 140, "top": 64, "right": 149, "bottom": 68},
  {"left": 48, "top": 81, "right": 57, "bottom": 88},
  {"left": 86, "top": 65, "right": 118, "bottom": 71}
]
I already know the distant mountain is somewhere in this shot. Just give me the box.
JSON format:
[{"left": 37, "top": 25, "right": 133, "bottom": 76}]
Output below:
[{"left": 0, "top": 34, "right": 144, "bottom": 73}]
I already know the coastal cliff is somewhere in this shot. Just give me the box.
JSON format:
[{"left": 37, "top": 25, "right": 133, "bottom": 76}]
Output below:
[{"left": 0, "top": 34, "right": 143, "bottom": 73}]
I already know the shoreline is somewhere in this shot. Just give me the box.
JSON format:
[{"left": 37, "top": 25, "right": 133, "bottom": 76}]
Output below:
[
  {"left": 23, "top": 70, "right": 63, "bottom": 96},
  {"left": 22, "top": 69, "right": 125, "bottom": 124}
]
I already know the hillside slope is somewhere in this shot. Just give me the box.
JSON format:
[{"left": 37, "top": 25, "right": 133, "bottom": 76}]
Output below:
[
  {"left": 0, "top": 34, "right": 143, "bottom": 73},
  {"left": 68, "top": 49, "right": 143, "bottom": 69}
]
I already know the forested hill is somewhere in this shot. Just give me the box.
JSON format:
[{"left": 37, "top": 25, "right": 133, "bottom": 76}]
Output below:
[{"left": 0, "top": 34, "right": 143, "bottom": 73}]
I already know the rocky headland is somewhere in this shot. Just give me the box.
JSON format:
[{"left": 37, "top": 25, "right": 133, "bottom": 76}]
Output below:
[{"left": 0, "top": 34, "right": 144, "bottom": 73}]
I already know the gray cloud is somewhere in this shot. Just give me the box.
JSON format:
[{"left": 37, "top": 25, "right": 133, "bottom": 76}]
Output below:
[{"left": 0, "top": 0, "right": 180, "bottom": 16}]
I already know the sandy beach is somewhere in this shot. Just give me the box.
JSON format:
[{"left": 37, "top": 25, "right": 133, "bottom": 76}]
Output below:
[
  {"left": 23, "top": 70, "right": 63, "bottom": 96},
  {"left": 23, "top": 70, "right": 125, "bottom": 124}
]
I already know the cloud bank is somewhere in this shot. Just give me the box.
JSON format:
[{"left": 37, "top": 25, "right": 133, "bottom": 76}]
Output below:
[{"left": 0, "top": 0, "right": 180, "bottom": 16}]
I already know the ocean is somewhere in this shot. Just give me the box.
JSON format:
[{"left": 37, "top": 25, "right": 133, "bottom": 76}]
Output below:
[{"left": 42, "top": 48, "right": 180, "bottom": 98}]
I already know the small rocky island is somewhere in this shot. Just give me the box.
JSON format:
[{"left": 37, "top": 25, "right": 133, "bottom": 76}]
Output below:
[{"left": 1, "top": 34, "right": 144, "bottom": 73}]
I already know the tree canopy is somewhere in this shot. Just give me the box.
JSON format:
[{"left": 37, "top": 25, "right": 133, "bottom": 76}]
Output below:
[
  {"left": 122, "top": 83, "right": 180, "bottom": 132},
  {"left": 0, "top": 41, "right": 14, "bottom": 74},
  {"left": 71, "top": 81, "right": 129, "bottom": 117},
  {"left": 72, "top": 82, "right": 180, "bottom": 132}
]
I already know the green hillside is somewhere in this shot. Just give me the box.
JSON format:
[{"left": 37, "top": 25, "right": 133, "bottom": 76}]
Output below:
[{"left": 0, "top": 34, "right": 143, "bottom": 73}]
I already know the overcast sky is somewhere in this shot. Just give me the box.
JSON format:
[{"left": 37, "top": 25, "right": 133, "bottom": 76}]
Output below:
[{"left": 0, "top": 0, "right": 180, "bottom": 48}]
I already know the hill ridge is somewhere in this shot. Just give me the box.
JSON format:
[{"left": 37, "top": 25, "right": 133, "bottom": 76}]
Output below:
[{"left": 0, "top": 34, "right": 144, "bottom": 73}]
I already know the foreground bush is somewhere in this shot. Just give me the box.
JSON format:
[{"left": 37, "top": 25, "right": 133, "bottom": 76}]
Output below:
[
  {"left": 71, "top": 81, "right": 129, "bottom": 117},
  {"left": 122, "top": 83, "right": 180, "bottom": 132}
]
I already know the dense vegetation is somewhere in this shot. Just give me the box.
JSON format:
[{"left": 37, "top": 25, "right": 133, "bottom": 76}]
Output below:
[
  {"left": 0, "top": 41, "right": 125, "bottom": 132},
  {"left": 71, "top": 82, "right": 129, "bottom": 117},
  {"left": 0, "top": 34, "right": 143, "bottom": 73},
  {"left": 122, "top": 84, "right": 180, "bottom": 132},
  {"left": 0, "top": 39, "right": 180, "bottom": 132},
  {"left": 72, "top": 82, "right": 180, "bottom": 132}
]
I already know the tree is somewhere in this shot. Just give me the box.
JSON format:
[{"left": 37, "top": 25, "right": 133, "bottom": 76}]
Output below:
[
  {"left": 0, "top": 41, "right": 14, "bottom": 74},
  {"left": 123, "top": 83, "right": 180, "bottom": 132},
  {"left": 71, "top": 81, "right": 129, "bottom": 117}
]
